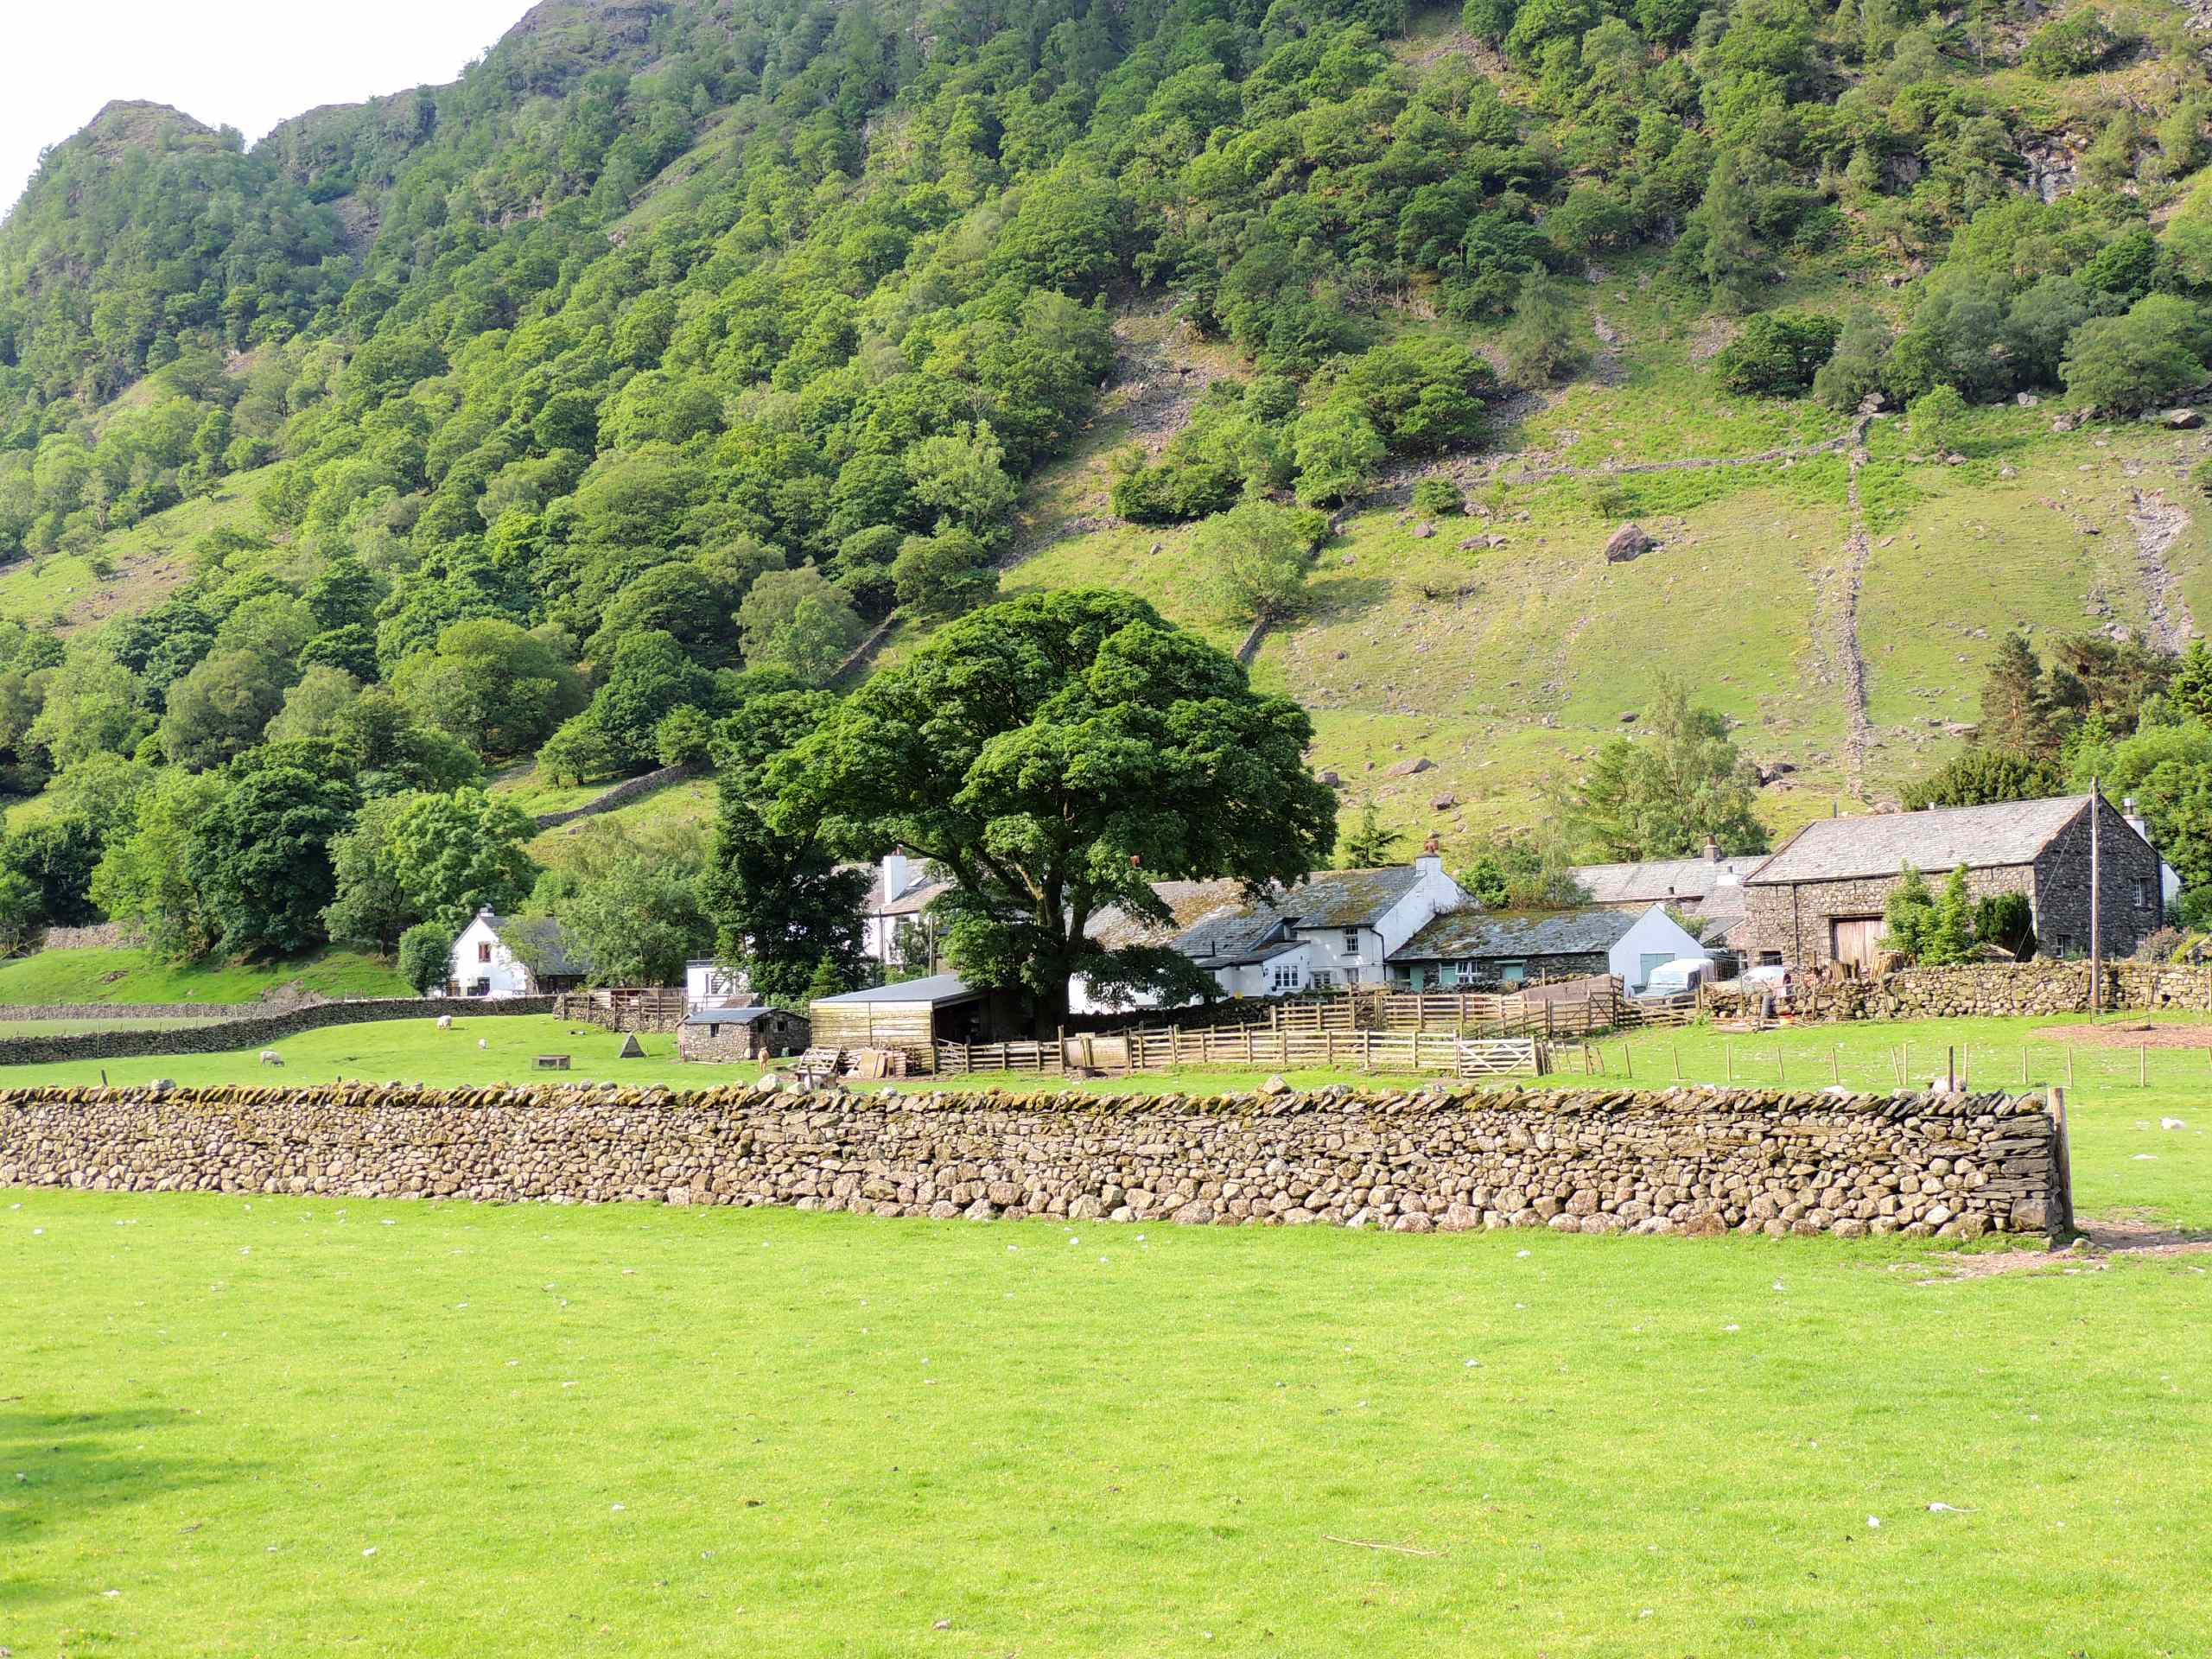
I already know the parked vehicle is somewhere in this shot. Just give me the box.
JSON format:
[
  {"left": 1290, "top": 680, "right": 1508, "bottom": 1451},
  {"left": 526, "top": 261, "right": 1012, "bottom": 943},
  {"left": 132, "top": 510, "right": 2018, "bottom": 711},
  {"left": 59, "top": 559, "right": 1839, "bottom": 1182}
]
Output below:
[{"left": 1640, "top": 958, "right": 1713, "bottom": 1000}]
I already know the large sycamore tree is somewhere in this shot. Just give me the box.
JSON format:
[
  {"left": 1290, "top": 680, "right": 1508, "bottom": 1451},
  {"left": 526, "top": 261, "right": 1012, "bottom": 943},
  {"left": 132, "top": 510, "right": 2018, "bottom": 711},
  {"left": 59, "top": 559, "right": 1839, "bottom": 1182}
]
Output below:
[{"left": 772, "top": 589, "right": 1336, "bottom": 1035}]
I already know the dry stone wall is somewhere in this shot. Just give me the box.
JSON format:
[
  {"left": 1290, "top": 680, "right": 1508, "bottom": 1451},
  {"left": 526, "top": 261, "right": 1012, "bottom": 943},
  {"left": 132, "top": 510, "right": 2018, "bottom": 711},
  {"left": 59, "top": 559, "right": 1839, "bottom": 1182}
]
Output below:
[
  {"left": 1710, "top": 962, "right": 2212, "bottom": 1020},
  {"left": 0, "top": 1080, "right": 2064, "bottom": 1239}
]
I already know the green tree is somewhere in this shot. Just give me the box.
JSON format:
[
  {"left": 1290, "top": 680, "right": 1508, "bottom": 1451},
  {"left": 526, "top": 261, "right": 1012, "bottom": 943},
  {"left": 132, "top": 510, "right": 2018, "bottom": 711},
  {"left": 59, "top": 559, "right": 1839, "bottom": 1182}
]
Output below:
[
  {"left": 160, "top": 649, "right": 288, "bottom": 772},
  {"left": 1562, "top": 677, "right": 1768, "bottom": 859},
  {"left": 892, "top": 528, "right": 998, "bottom": 622},
  {"left": 768, "top": 589, "right": 1337, "bottom": 1033},
  {"left": 1339, "top": 799, "right": 1405, "bottom": 867},
  {"left": 2062, "top": 296, "right": 2211, "bottom": 415},
  {"left": 1292, "top": 404, "right": 1386, "bottom": 507},
  {"left": 397, "top": 920, "right": 454, "bottom": 996},
  {"left": 1901, "top": 747, "right": 2064, "bottom": 810},
  {"left": 186, "top": 757, "right": 359, "bottom": 958},
  {"left": 91, "top": 769, "right": 229, "bottom": 962},
  {"left": 1714, "top": 310, "right": 1840, "bottom": 395},
  {"left": 1883, "top": 864, "right": 1937, "bottom": 961},
  {"left": 390, "top": 620, "right": 585, "bottom": 758},
  {"left": 1907, "top": 385, "right": 1971, "bottom": 455},
  {"left": 737, "top": 567, "right": 865, "bottom": 686},
  {"left": 1500, "top": 273, "right": 1585, "bottom": 389},
  {"left": 699, "top": 689, "right": 869, "bottom": 1001},
  {"left": 1194, "top": 500, "right": 1314, "bottom": 625}
]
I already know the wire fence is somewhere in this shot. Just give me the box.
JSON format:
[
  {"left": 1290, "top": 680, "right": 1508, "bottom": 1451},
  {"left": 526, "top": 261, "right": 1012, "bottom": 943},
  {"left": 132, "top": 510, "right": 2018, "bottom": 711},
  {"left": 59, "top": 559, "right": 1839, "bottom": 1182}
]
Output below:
[{"left": 1549, "top": 1033, "right": 2212, "bottom": 1093}]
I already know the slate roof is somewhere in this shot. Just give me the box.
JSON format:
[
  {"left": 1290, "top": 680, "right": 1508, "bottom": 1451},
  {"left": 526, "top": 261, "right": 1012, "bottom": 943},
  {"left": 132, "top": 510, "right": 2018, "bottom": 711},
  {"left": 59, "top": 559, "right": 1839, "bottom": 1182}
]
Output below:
[
  {"left": 1573, "top": 855, "right": 1767, "bottom": 906},
  {"left": 1279, "top": 866, "right": 1425, "bottom": 928},
  {"left": 485, "top": 912, "right": 582, "bottom": 978},
  {"left": 1747, "top": 796, "right": 2108, "bottom": 886},
  {"left": 1176, "top": 906, "right": 1300, "bottom": 969},
  {"left": 1084, "top": 880, "right": 1254, "bottom": 950},
  {"left": 859, "top": 861, "right": 954, "bottom": 916},
  {"left": 683, "top": 1006, "right": 786, "bottom": 1026},
  {"left": 1392, "top": 906, "right": 1636, "bottom": 962},
  {"left": 813, "top": 972, "right": 979, "bottom": 1006}
]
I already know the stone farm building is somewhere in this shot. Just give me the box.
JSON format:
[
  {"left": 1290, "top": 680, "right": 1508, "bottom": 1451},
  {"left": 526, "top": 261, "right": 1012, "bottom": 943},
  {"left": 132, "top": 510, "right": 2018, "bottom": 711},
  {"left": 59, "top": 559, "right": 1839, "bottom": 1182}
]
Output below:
[
  {"left": 678, "top": 1005, "right": 810, "bottom": 1062},
  {"left": 448, "top": 908, "right": 587, "bottom": 997},
  {"left": 1738, "top": 792, "right": 2163, "bottom": 973},
  {"left": 1389, "top": 903, "right": 1708, "bottom": 994}
]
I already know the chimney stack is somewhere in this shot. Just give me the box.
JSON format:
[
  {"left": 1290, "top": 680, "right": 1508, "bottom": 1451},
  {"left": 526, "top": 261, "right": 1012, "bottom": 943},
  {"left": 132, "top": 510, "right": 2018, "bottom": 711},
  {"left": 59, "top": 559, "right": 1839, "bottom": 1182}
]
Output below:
[
  {"left": 881, "top": 846, "right": 910, "bottom": 905},
  {"left": 1702, "top": 835, "right": 1719, "bottom": 863}
]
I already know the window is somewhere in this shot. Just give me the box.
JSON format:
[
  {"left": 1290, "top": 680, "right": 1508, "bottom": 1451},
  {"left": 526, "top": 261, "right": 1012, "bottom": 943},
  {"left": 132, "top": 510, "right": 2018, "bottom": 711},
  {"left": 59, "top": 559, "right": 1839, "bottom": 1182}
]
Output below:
[
  {"left": 1310, "top": 969, "right": 1336, "bottom": 991},
  {"left": 1269, "top": 963, "right": 1301, "bottom": 994},
  {"left": 1341, "top": 929, "right": 1362, "bottom": 957},
  {"left": 1758, "top": 950, "right": 1783, "bottom": 968},
  {"left": 2133, "top": 878, "right": 2152, "bottom": 912},
  {"left": 1497, "top": 958, "right": 1527, "bottom": 988},
  {"left": 477, "top": 941, "right": 492, "bottom": 963}
]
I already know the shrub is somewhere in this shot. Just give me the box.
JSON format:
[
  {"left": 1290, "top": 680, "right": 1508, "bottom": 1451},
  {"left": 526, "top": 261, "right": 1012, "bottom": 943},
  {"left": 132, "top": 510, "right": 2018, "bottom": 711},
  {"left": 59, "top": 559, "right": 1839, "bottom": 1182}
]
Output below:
[
  {"left": 2133, "top": 924, "right": 2187, "bottom": 963},
  {"left": 2061, "top": 295, "right": 2212, "bottom": 415},
  {"left": 1714, "top": 311, "right": 1842, "bottom": 395},
  {"left": 2023, "top": 10, "right": 2129, "bottom": 77},
  {"left": 1907, "top": 385, "right": 1970, "bottom": 455},
  {"left": 1412, "top": 478, "right": 1464, "bottom": 517}
]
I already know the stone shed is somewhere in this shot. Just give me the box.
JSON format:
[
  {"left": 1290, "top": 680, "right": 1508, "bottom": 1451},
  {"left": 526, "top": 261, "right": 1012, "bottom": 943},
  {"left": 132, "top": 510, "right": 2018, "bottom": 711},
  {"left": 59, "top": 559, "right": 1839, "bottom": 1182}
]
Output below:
[
  {"left": 1739, "top": 791, "right": 2163, "bottom": 973},
  {"left": 679, "top": 1006, "right": 811, "bottom": 1062}
]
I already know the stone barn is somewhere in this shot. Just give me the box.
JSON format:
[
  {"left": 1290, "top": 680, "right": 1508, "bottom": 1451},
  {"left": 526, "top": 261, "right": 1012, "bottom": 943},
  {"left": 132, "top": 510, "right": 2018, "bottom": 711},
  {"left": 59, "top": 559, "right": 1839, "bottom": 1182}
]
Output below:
[
  {"left": 678, "top": 1006, "right": 810, "bottom": 1062},
  {"left": 1738, "top": 792, "right": 2163, "bottom": 973}
]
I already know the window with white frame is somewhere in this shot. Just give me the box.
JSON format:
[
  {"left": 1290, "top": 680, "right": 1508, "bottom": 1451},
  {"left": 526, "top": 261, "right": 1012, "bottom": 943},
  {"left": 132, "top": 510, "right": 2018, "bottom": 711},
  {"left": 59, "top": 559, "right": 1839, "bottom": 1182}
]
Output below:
[
  {"left": 1340, "top": 928, "right": 1361, "bottom": 957},
  {"left": 1310, "top": 969, "right": 1336, "bottom": 990},
  {"left": 1269, "top": 962, "right": 1301, "bottom": 994}
]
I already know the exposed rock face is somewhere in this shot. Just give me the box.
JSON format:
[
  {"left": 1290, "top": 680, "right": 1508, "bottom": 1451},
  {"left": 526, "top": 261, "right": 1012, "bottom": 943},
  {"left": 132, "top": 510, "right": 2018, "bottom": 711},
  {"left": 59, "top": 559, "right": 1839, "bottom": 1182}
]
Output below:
[
  {"left": 0, "top": 1082, "right": 2062, "bottom": 1240},
  {"left": 1604, "top": 523, "right": 1655, "bottom": 562},
  {"left": 1382, "top": 755, "right": 1433, "bottom": 777},
  {"left": 2163, "top": 408, "right": 2203, "bottom": 430}
]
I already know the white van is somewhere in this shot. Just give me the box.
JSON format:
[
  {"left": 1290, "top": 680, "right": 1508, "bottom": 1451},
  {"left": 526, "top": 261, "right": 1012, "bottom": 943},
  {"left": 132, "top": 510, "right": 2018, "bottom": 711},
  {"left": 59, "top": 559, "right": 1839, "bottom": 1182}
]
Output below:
[{"left": 1641, "top": 958, "right": 1712, "bottom": 1000}]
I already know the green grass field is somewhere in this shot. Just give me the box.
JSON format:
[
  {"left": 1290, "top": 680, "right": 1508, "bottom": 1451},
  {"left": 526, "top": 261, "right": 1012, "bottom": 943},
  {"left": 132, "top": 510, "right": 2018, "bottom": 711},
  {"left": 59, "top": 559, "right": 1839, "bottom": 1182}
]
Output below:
[
  {"left": 0, "top": 947, "right": 406, "bottom": 1007},
  {"left": 4, "top": 1184, "right": 2207, "bottom": 1656},
  {"left": 4, "top": 1007, "right": 2212, "bottom": 1653}
]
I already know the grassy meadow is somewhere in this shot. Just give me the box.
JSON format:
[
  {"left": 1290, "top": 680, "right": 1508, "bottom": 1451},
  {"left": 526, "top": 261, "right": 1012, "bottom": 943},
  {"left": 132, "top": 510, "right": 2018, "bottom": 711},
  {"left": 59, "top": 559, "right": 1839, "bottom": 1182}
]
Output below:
[
  {"left": 3, "top": 1183, "right": 2207, "bottom": 1657},
  {"left": 3, "top": 1007, "right": 2211, "bottom": 1653},
  {"left": 0, "top": 947, "right": 406, "bottom": 1007}
]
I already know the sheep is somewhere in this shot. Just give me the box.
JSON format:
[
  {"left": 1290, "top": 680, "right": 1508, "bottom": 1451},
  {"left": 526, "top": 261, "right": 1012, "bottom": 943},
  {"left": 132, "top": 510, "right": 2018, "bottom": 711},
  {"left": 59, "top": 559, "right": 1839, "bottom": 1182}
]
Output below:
[
  {"left": 259, "top": 1050, "right": 283, "bottom": 1066},
  {"left": 435, "top": 1014, "right": 453, "bottom": 1031},
  {"left": 478, "top": 1038, "right": 488, "bottom": 1050}
]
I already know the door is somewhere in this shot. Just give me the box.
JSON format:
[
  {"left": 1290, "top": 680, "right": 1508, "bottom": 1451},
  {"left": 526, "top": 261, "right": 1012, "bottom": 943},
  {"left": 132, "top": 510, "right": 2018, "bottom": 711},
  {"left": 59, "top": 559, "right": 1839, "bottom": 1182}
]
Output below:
[
  {"left": 1637, "top": 951, "right": 1673, "bottom": 992},
  {"left": 1829, "top": 916, "right": 1887, "bottom": 973}
]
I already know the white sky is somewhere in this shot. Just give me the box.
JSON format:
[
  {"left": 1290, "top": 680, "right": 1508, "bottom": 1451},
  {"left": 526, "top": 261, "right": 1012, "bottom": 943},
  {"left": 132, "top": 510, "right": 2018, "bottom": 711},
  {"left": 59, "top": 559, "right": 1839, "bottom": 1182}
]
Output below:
[{"left": 3, "top": 0, "right": 534, "bottom": 217}]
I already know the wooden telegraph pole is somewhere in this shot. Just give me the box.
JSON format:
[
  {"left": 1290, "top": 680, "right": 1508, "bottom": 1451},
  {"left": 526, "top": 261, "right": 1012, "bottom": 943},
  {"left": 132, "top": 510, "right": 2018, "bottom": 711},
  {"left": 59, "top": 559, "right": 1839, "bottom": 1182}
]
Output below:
[{"left": 2088, "top": 779, "right": 2102, "bottom": 1023}]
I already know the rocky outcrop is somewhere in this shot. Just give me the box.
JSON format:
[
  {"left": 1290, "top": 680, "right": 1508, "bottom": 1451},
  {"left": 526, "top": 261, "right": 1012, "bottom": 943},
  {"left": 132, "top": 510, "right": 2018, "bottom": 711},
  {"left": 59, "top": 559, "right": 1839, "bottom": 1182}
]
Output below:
[{"left": 0, "top": 1081, "right": 2063, "bottom": 1240}]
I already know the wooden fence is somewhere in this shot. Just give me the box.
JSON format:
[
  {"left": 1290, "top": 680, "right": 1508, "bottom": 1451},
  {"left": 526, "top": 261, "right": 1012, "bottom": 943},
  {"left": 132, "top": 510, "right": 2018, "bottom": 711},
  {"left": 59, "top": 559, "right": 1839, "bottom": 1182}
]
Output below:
[
  {"left": 933, "top": 1025, "right": 1541, "bottom": 1080},
  {"left": 553, "top": 988, "right": 689, "bottom": 1033},
  {"left": 1169, "top": 980, "right": 1694, "bottom": 1044}
]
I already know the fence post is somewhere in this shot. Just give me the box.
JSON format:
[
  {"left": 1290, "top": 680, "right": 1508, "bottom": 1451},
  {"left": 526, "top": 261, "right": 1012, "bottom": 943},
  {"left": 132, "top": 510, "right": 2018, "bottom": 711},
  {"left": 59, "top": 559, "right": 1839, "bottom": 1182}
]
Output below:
[{"left": 2049, "top": 1085, "right": 2074, "bottom": 1238}]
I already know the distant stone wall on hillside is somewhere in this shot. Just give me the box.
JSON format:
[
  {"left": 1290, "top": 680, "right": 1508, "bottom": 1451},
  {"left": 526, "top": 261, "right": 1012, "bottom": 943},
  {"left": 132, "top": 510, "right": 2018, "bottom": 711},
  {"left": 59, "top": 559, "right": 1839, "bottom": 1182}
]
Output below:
[
  {"left": 0, "top": 997, "right": 556, "bottom": 1069},
  {"left": 0, "top": 1082, "right": 2066, "bottom": 1239},
  {"left": 531, "top": 762, "right": 695, "bottom": 830},
  {"left": 36, "top": 921, "right": 144, "bottom": 950}
]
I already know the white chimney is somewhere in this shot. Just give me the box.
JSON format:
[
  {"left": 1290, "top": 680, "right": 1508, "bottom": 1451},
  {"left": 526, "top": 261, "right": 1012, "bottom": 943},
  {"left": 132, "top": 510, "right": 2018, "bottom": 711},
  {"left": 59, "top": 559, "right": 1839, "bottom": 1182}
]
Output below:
[
  {"left": 1415, "top": 833, "right": 1442, "bottom": 879},
  {"left": 881, "top": 847, "right": 910, "bottom": 905}
]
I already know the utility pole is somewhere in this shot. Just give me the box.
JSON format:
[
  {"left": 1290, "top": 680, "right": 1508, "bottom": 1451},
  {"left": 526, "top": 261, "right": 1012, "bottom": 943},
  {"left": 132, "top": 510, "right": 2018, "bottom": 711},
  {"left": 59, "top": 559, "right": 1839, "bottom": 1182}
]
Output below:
[{"left": 2088, "top": 779, "right": 2102, "bottom": 1021}]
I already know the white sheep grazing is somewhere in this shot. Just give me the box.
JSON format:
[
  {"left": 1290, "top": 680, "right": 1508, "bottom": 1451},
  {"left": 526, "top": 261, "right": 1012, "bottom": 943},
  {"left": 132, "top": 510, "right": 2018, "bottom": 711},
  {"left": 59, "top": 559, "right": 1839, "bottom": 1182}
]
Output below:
[
  {"left": 259, "top": 1050, "right": 283, "bottom": 1066},
  {"left": 478, "top": 1038, "right": 488, "bottom": 1050},
  {"left": 435, "top": 1014, "right": 453, "bottom": 1031}
]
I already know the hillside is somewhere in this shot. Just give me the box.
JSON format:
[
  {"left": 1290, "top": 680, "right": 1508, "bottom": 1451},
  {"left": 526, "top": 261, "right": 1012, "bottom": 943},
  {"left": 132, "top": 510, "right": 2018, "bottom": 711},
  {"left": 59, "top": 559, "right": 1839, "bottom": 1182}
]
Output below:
[{"left": 2, "top": 0, "right": 2211, "bottom": 979}]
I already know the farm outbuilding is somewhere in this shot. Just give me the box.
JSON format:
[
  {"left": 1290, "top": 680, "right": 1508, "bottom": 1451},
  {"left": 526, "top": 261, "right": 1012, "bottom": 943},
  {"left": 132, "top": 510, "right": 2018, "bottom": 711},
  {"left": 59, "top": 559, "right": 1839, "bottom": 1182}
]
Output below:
[
  {"left": 808, "top": 973, "right": 1026, "bottom": 1061},
  {"left": 678, "top": 1006, "right": 810, "bottom": 1062}
]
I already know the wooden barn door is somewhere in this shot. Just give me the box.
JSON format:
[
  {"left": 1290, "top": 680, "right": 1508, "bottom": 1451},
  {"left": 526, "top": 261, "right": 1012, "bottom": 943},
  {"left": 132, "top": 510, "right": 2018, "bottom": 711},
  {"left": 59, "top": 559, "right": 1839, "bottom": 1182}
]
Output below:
[{"left": 1829, "top": 916, "right": 1887, "bottom": 972}]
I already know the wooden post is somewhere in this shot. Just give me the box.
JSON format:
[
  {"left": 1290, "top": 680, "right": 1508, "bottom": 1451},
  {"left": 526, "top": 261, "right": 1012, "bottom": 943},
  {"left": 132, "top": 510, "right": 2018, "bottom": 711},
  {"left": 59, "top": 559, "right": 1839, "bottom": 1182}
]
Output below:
[
  {"left": 1672, "top": 1042, "right": 1682, "bottom": 1082},
  {"left": 2066, "top": 1044, "right": 2075, "bottom": 1088},
  {"left": 1947, "top": 1045, "right": 1956, "bottom": 1092},
  {"left": 1363, "top": 1030, "right": 1373, "bottom": 1070},
  {"left": 1725, "top": 1039, "right": 1733, "bottom": 1083},
  {"left": 1326, "top": 1031, "right": 1337, "bottom": 1067},
  {"left": 1622, "top": 1044, "right": 1633, "bottom": 1078},
  {"left": 1777, "top": 1051, "right": 1785, "bottom": 1087}
]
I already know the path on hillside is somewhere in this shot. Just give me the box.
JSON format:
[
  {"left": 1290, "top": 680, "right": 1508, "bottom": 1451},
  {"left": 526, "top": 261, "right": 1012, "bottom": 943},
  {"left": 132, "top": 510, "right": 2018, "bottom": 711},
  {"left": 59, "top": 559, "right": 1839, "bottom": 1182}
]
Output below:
[{"left": 2126, "top": 487, "right": 2198, "bottom": 652}]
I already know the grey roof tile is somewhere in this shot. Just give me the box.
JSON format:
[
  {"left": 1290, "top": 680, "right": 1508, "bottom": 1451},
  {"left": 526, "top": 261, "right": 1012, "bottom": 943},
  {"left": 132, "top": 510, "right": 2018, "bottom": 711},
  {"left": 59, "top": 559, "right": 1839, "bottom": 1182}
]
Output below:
[
  {"left": 1747, "top": 796, "right": 2096, "bottom": 885},
  {"left": 1393, "top": 907, "right": 1635, "bottom": 961}
]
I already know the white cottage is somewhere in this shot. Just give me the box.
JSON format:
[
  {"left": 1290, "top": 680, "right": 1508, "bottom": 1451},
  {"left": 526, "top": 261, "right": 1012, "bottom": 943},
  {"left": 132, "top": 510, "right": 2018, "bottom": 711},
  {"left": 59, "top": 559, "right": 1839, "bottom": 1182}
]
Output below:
[
  {"left": 447, "top": 908, "right": 587, "bottom": 998},
  {"left": 1388, "top": 901, "right": 1708, "bottom": 994},
  {"left": 1068, "top": 853, "right": 1468, "bottom": 1014},
  {"left": 684, "top": 958, "right": 750, "bottom": 1010}
]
